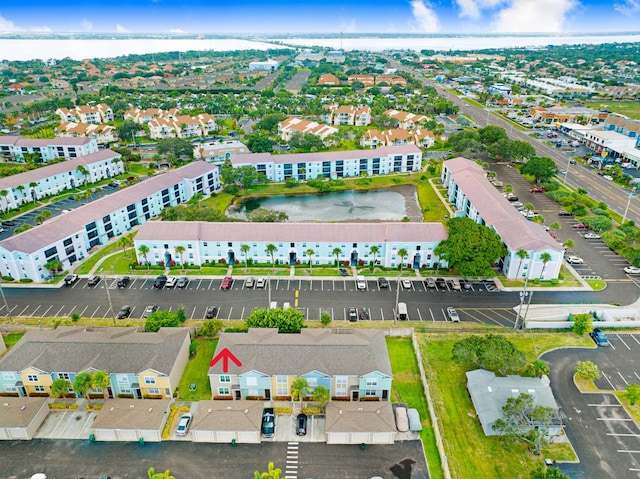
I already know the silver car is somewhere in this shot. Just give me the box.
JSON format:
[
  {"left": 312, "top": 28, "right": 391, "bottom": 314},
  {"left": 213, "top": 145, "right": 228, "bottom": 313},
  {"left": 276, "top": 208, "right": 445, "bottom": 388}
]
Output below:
[{"left": 176, "top": 412, "right": 193, "bottom": 436}]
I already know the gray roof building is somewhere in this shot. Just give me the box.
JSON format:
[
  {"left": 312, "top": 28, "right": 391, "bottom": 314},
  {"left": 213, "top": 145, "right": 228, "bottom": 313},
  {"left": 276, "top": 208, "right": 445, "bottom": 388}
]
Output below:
[
  {"left": 325, "top": 401, "right": 396, "bottom": 433},
  {"left": 191, "top": 400, "right": 264, "bottom": 432}
]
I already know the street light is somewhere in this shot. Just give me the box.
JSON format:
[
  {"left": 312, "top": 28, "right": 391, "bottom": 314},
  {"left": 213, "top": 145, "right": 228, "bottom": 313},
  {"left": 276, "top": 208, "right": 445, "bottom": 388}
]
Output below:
[
  {"left": 622, "top": 186, "right": 638, "bottom": 225},
  {"left": 0, "top": 281, "right": 13, "bottom": 323},
  {"left": 102, "top": 270, "right": 116, "bottom": 324},
  {"left": 514, "top": 253, "right": 532, "bottom": 330},
  {"left": 563, "top": 158, "right": 570, "bottom": 184}
]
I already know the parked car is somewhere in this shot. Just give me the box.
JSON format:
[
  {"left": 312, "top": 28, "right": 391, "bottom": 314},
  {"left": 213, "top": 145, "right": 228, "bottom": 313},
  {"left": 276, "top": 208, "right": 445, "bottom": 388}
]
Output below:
[
  {"left": 378, "top": 277, "right": 389, "bottom": 289},
  {"left": 165, "top": 276, "right": 178, "bottom": 288},
  {"left": 1, "top": 220, "right": 15, "bottom": 227},
  {"left": 176, "top": 413, "right": 193, "bottom": 436},
  {"left": 255, "top": 278, "right": 266, "bottom": 289},
  {"left": 584, "top": 233, "right": 601, "bottom": 239},
  {"left": 356, "top": 276, "right": 366, "bottom": 290},
  {"left": 244, "top": 277, "right": 255, "bottom": 288},
  {"left": 117, "top": 305, "right": 131, "bottom": 319},
  {"left": 359, "top": 307, "right": 369, "bottom": 320},
  {"left": 530, "top": 187, "right": 545, "bottom": 193},
  {"left": 572, "top": 223, "right": 588, "bottom": 229},
  {"left": 153, "top": 275, "right": 167, "bottom": 288},
  {"left": 461, "top": 279, "right": 472, "bottom": 291},
  {"left": 566, "top": 256, "right": 584, "bottom": 264},
  {"left": 507, "top": 196, "right": 519, "bottom": 202},
  {"left": 624, "top": 266, "right": 640, "bottom": 275},
  {"left": 348, "top": 307, "right": 358, "bottom": 322},
  {"left": 558, "top": 211, "right": 575, "bottom": 217},
  {"left": 117, "top": 276, "right": 130, "bottom": 288},
  {"left": 262, "top": 408, "right": 275, "bottom": 438},
  {"left": 590, "top": 328, "right": 609, "bottom": 347},
  {"left": 402, "top": 278, "right": 412, "bottom": 289},
  {"left": 447, "top": 307, "right": 460, "bottom": 322},
  {"left": 205, "top": 306, "right": 218, "bottom": 319},
  {"left": 176, "top": 277, "right": 189, "bottom": 289},
  {"left": 450, "top": 278, "right": 462, "bottom": 291},
  {"left": 64, "top": 274, "right": 79, "bottom": 285},
  {"left": 603, "top": 175, "right": 613, "bottom": 181},
  {"left": 221, "top": 276, "right": 233, "bottom": 290},
  {"left": 296, "top": 413, "right": 308, "bottom": 436},
  {"left": 142, "top": 304, "right": 158, "bottom": 318},
  {"left": 426, "top": 277, "right": 437, "bottom": 289},
  {"left": 339, "top": 268, "right": 348, "bottom": 277},
  {"left": 435, "top": 277, "right": 447, "bottom": 288},
  {"left": 87, "top": 275, "right": 101, "bottom": 286}
]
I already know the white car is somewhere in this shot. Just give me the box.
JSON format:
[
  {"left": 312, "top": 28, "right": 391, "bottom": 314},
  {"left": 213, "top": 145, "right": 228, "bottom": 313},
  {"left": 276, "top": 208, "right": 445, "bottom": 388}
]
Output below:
[
  {"left": 447, "top": 307, "right": 460, "bottom": 322},
  {"left": 165, "top": 277, "right": 178, "bottom": 288},
  {"left": 603, "top": 175, "right": 613, "bottom": 181},
  {"left": 176, "top": 412, "right": 192, "bottom": 436},
  {"left": 402, "top": 278, "right": 412, "bottom": 289},
  {"left": 583, "top": 233, "right": 600, "bottom": 239},
  {"left": 624, "top": 266, "right": 640, "bottom": 275},
  {"left": 566, "top": 256, "right": 584, "bottom": 264},
  {"left": 356, "top": 276, "right": 366, "bottom": 290}
]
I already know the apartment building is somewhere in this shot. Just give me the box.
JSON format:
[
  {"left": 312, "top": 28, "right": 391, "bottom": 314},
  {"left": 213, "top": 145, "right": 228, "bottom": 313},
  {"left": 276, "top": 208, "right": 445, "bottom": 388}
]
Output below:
[
  {"left": 148, "top": 114, "right": 217, "bottom": 140},
  {"left": 193, "top": 140, "right": 249, "bottom": 163},
  {"left": 0, "top": 136, "right": 99, "bottom": 162},
  {"left": 277, "top": 117, "right": 338, "bottom": 142},
  {"left": 383, "top": 109, "right": 428, "bottom": 129},
  {"left": 133, "top": 221, "right": 447, "bottom": 269},
  {"left": 360, "top": 129, "right": 434, "bottom": 148},
  {"left": 56, "top": 122, "right": 117, "bottom": 144},
  {"left": 321, "top": 105, "right": 372, "bottom": 126},
  {"left": 441, "top": 157, "right": 564, "bottom": 280},
  {"left": 123, "top": 107, "right": 178, "bottom": 125},
  {"left": 231, "top": 144, "right": 422, "bottom": 182},
  {"left": 0, "top": 161, "right": 219, "bottom": 281},
  {"left": 56, "top": 103, "right": 114, "bottom": 124},
  {"left": 0, "top": 149, "right": 123, "bottom": 210},
  {"left": 317, "top": 73, "right": 340, "bottom": 85}
]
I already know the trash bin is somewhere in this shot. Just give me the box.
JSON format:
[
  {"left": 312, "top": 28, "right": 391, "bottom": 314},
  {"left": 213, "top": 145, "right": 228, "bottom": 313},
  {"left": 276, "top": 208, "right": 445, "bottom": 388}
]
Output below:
[
  {"left": 89, "top": 433, "right": 95, "bottom": 442},
  {"left": 138, "top": 437, "right": 144, "bottom": 445},
  {"left": 231, "top": 439, "right": 236, "bottom": 447}
]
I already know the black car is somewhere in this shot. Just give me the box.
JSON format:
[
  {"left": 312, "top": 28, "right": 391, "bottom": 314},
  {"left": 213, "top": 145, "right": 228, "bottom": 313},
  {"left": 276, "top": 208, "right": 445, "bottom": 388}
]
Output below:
[
  {"left": 339, "top": 268, "right": 348, "bottom": 277},
  {"left": 348, "top": 307, "right": 358, "bottom": 322},
  {"left": 359, "top": 307, "right": 369, "bottom": 320},
  {"left": 87, "top": 275, "right": 101, "bottom": 286},
  {"left": 117, "top": 305, "right": 131, "bottom": 319},
  {"left": 296, "top": 413, "right": 308, "bottom": 436},
  {"left": 378, "top": 277, "right": 389, "bottom": 288},
  {"left": 1, "top": 220, "right": 15, "bottom": 227},
  {"left": 153, "top": 275, "right": 167, "bottom": 288},
  {"left": 262, "top": 408, "right": 275, "bottom": 438},
  {"left": 205, "top": 306, "right": 218, "bottom": 319},
  {"left": 435, "top": 277, "right": 447, "bottom": 288},
  {"left": 117, "top": 276, "right": 130, "bottom": 288}
]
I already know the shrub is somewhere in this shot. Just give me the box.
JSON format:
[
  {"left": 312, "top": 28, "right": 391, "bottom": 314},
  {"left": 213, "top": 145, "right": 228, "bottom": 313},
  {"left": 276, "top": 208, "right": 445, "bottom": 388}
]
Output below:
[
  {"left": 302, "top": 407, "right": 322, "bottom": 415},
  {"left": 274, "top": 407, "right": 292, "bottom": 414},
  {"left": 571, "top": 313, "right": 593, "bottom": 336},
  {"left": 19, "top": 278, "right": 33, "bottom": 283},
  {"left": 320, "top": 311, "right": 332, "bottom": 326},
  {"left": 1, "top": 275, "right": 14, "bottom": 281}
]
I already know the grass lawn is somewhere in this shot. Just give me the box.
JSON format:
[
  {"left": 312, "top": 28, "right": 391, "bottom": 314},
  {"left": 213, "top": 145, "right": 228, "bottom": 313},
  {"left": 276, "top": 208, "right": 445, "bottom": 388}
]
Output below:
[
  {"left": 74, "top": 233, "right": 136, "bottom": 274},
  {"left": 586, "top": 101, "right": 640, "bottom": 120},
  {"left": 419, "top": 331, "right": 593, "bottom": 479},
  {"left": 387, "top": 337, "right": 444, "bottom": 479},
  {"left": 177, "top": 337, "right": 217, "bottom": 401},
  {"left": 2, "top": 333, "right": 24, "bottom": 348}
]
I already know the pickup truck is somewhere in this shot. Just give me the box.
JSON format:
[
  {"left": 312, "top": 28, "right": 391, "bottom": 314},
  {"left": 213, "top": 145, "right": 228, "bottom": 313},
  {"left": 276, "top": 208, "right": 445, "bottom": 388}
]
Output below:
[{"left": 262, "top": 408, "right": 275, "bottom": 438}]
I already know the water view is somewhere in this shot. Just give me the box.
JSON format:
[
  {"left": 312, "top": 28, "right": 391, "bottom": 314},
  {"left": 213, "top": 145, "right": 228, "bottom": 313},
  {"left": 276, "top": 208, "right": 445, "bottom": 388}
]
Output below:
[{"left": 227, "top": 188, "right": 419, "bottom": 222}]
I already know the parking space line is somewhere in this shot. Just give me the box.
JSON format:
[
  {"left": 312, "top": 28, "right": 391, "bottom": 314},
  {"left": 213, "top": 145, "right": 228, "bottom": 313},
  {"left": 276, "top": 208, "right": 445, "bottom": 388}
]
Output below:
[
  {"left": 207, "top": 279, "right": 214, "bottom": 290},
  {"left": 617, "top": 335, "right": 632, "bottom": 350},
  {"left": 18, "top": 305, "right": 30, "bottom": 316},
  {"left": 417, "top": 309, "right": 423, "bottom": 321},
  {"left": 380, "top": 308, "right": 385, "bottom": 321},
  {"left": 54, "top": 305, "right": 65, "bottom": 317},
  {"left": 31, "top": 305, "right": 41, "bottom": 316},
  {"left": 240, "top": 307, "right": 245, "bottom": 320},
  {"left": 429, "top": 309, "right": 435, "bottom": 321},
  {"left": 590, "top": 403, "right": 623, "bottom": 407},
  {"left": 617, "top": 450, "right": 640, "bottom": 453},
  {"left": 90, "top": 306, "right": 101, "bottom": 318},
  {"left": 597, "top": 418, "right": 634, "bottom": 421},
  {"left": 227, "top": 307, "right": 233, "bottom": 320},
  {"left": 607, "top": 433, "right": 640, "bottom": 436},
  {"left": 634, "top": 372, "right": 640, "bottom": 382},
  {"left": 601, "top": 372, "right": 617, "bottom": 389},
  {"left": 190, "top": 307, "right": 197, "bottom": 320},
  {"left": 618, "top": 371, "right": 629, "bottom": 385},
  {"left": 78, "top": 305, "right": 88, "bottom": 317}
]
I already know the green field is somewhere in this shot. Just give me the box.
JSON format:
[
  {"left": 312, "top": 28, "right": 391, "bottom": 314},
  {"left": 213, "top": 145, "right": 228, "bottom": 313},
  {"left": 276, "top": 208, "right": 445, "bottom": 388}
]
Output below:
[
  {"left": 177, "top": 337, "right": 217, "bottom": 401},
  {"left": 586, "top": 101, "right": 640, "bottom": 120}
]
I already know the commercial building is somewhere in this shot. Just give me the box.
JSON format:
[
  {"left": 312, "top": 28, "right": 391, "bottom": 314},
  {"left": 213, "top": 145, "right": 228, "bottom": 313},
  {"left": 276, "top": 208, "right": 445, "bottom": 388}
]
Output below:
[
  {"left": 0, "top": 161, "right": 219, "bottom": 281},
  {"left": 442, "top": 157, "right": 563, "bottom": 280},
  {"left": 231, "top": 145, "right": 422, "bottom": 182},
  {"left": 0, "top": 136, "right": 99, "bottom": 162}
]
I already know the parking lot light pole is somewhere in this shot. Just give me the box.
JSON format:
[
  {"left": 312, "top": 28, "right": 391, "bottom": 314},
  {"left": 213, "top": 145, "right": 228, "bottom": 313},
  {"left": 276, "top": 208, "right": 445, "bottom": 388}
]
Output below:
[
  {"left": 103, "top": 271, "right": 116, "bottom": 325},
  {"left": 0, "top": 281, "right": 12, "bottom": 323},
  {"left": 563, "top": 158, "right": 570, "bottom": 184},
  {"left": 622, "top": 187, "right": 637, "bottom": 225},
  {"left": 514, "top": 255, "right": 532, "bottom": 330}
]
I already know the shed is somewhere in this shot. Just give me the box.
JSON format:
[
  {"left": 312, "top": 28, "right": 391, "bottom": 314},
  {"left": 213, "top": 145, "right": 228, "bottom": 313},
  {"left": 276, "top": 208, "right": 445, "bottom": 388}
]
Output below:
[
  {"left": 91, "top": 399, "right": 171, "bottom": 442},
  {"left": 325, "top": 402, "right": 396, "bottom": 444},
  {"left": 190, "top": 400, "right": 263, "bottom": 444},
  {"left": 0, "top": 397, "right": 49, "bottom": 440}
]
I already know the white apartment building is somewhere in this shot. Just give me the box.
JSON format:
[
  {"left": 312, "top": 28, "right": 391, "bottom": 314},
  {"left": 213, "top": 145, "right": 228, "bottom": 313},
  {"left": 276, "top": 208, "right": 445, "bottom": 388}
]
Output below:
[
  {"left": 194, "top": 140, "right": 249, "bottom": 164},
  {"left": 56, "top": 122, "right": 117, "bottom": 145},
  {"left": 0, "top": 150, "right": 123, "bottom": 210},
  {"left": 248, "top": 59, "right": 280, "bottom": 71},
  {"left": 0, "top": 161, "right": 220, "bottom": 282},
  {"left": 231, "top": 145, "right": 422, "bottom": 182},
  {"left": 383, "top": 110, "right": 428, "bottom": 129},
  {"left": 0, "top": 136, "right": 99, "bottom": 162},
  {"left": 321, "top": 105, "right": 372, "bottom": 126},
  {"left": 360, "top": 129, "right": 434, "bottom": 149},
  {"left": 278, "top": 117, "right": 338, "bottom": 142},
  {"left": 148, "top": 114, "right": 217, "bottom": 140},
  {"left": 441, "top": 158, "right": 564, "bottom": 281},
  {"left": 123, "top": 108, "right": 178, "bottom": 125},
  {"left": 56, "top": 104, "right": 114, "bottom": 124},
  {"left": 134, "top": 221, "right": 447, "bottom": 269}
]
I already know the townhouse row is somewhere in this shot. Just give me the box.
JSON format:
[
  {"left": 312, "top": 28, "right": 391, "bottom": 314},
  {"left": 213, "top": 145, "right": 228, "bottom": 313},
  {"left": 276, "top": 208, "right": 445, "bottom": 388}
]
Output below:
[
  {"left": 56, "top": 103, "right": 114, "bottom": 124},
  {"left": 0, "top": 136, "right": 99, "bottom": 162},
  {"left": 0, "top": 149, "right": 123, "bottom": 210},
  {"left": 0, "top": 161, "right": 219, "bottom": 281},
  {"left": 360, "top": 128, "right": 435, "bottom": 149}
]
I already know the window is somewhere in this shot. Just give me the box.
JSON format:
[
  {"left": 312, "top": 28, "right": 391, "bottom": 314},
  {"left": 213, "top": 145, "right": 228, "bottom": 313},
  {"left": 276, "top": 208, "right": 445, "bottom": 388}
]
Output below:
[
  {"left": 34, "top": 386, "right": 45, "bottom": 392},
  {"left": 365, "top": 389, "right": 377, "bottom": 397},
  {"left": 276, "top": 375, "right": 288, "bottom": 396},
  {"left": 57, "top": 373, "right": 71, "bottom": 380},
  {"left": 147, "top": 388, "right": 160, "bottom": 395},
  {"left": 27, "top": 374, "right": 38, "bottom": 382},
  {"left": 219, "top": 375, "right": 230, "bottom": 383},
  {"left": 335, "top": 376, "right": 348, "bottom": 396},
  {"left": 246, "top": 377, "right": 257, "bottom": 386},
  {"left": 144, "top": 376, "right": 156, "bottom": 385},
  {"left": 307, "top": 377, "right": 318, "bottom": 387},
  {"left": 218, "top": 387, "right": 230, "bottom": 396},
  {"left": 365, "top": 378, "right": 378, "bottom": 387},
  {"left": 2, "top": 372, "right": 15, "bottom": 380}
]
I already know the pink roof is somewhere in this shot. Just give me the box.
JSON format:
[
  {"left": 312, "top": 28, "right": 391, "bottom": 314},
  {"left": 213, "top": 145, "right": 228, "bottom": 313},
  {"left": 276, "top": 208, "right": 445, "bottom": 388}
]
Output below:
[
  {"left": 0, "top": 136, "right": 94, "bottom": 147},
  {"left": 232, "top": 145, "right": 421, "bottom": 166},
  {"left": 135, "top": 221, "right": 448, "bottom": 243}
]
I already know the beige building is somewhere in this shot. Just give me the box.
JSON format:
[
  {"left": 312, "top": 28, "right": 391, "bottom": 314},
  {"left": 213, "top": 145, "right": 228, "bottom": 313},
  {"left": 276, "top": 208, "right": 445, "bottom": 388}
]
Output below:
[
  {"left": 91, "top": 399, "right": 171, "bottom": 442},
  {"left": 0, "top": 397, "right": 49, "bottom": 440},
  {"left": 190, "top": 400, "right": 263, "bottom": 443}
]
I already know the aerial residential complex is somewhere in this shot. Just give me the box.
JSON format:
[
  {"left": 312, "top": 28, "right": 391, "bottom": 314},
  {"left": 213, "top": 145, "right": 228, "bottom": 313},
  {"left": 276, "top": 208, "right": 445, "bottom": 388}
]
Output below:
[
  {"left": 231, "top": 144, "right": 422, "bottom": 182},
  {"left": 0, "top": 136, "right": 99, "bottom": 162},
  {"left": 0, "top": 161, "right": 220, "bottom": 281},
  {"left": 133, "top": 221, "right": 447, "bottom": 269}
]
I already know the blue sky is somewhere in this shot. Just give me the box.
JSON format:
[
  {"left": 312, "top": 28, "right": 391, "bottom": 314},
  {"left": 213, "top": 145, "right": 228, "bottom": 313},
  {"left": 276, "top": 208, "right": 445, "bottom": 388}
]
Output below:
[{"left": 0, "top": 0, "right": 639, "bottom": 34}]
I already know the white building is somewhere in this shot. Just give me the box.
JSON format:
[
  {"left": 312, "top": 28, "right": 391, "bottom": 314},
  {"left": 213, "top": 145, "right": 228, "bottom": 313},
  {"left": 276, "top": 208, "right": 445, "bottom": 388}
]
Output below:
[
  {"left": 148, "top": 114, "right": 217, "bottom": 140},
  {"left": 278, "top": 117, "right": 338, "bottom": 142},
  {"left": 583, "top": 130, "right": 638, "bottom": 158},
  {"left": 133, "top": 221, "right": 447, "bottom": 269},
  {"left": 0, "top": 150, "right": 123, "bottom": 210},
  {"left": 0, "top": 161, "right": 219, "bottom": 282},
  {"left": 321, "top": 105, "right": 372, "bottom": 126},
  {"left": 231, "top": 145, "right": 422, "bottom": 182},
  {"left": 248, "top": 59, "right": 280, "bottom": 71},
  {"left": 441, "top": 158, "right": 564, "bottom": 280},
  {"left": 0, "top": 136, "right": 99, "bottom": 162},
  {"left": 56, "top": 122, "right": 117, "bottom": 145},
  {"left": 56, "top": 104, "right": 114, "bottom": 124},
  {"left": 194, "top": 140, "right": 249, "bottom": 164}
]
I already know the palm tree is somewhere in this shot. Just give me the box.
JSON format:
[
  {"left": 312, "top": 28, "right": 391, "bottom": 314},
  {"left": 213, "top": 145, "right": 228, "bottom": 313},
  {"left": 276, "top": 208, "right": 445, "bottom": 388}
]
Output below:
[
  {"left": 539, "top": 252, "right": 552, "bottom": 280},
  {"left": 397, "top": 248, "right": 408, "bottom": 273},
  {"left": 175, "top": 245, "right": 186, "bottom": 272},
  {"left": 306, "top": 249, "right": 315, "bottom": 271},
  {"left": 28, "top": 182, "right": 37, "bottom": 202},
  {"left": 240, "top": 243, "right": 251, "bottom": 268},
  {"left": 369, "top": 245, "right": 380, "bottom": 266},
  {"left": 503, "top": 184, "right": 513, "bottom": 194},
  {"left": 91, "top": 371, "right": 110, "bottom": 402},
  {"left": 51, "top": 378, "right": 72, "bottom": 406},
  {"left": 73, "top": 371, "right": 92, "bottom": 405},
  {"left": 524, "top": 202, "right": 535, "bottom": 213},
  {"left": 515, "top": 249, "right": 529, "bottom": 279},
  {"left": 563, "top": 239, "right": 575, "bottom": 251},
  {"left": 118, "top": 236, "right": 132, "bottom": 256},
  {"left": 265, "top": 243, "right": 277, "bottom": 267},
  {"left": 44, "top": 258, "right": 63, "bottom": 278},
  {"left": 0, "top": 189, "right": 9, "bottom": 213},
  {"left": 311, "top": 385, "right": 330, "bottom": 413},
  {"left": 332, "top": 247, "right": 342, "bottom": 267},
  {"left": 290, "top": 378, "right": 309, "bottom": 409},
  {"left": 15, "top": 185, "right": 25, "bottom": 205},
  {"left": 138, "top": 244, "right": 150, "bottom": 270},
  {"left": 76, "top": 165, "right": 89, "bottom": 188}
]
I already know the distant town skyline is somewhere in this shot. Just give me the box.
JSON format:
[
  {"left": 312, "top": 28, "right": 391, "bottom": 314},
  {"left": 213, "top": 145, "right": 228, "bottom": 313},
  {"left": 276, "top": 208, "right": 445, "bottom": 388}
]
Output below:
[{"left": 0, "top": 0, "right": 639, "bottom": 35}]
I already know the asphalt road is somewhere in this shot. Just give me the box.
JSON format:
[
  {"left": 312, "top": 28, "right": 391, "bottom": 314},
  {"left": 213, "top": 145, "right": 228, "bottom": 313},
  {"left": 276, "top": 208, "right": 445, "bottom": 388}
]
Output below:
[{"left": 0, "top": 438, "right": 429, "bottom": 479}]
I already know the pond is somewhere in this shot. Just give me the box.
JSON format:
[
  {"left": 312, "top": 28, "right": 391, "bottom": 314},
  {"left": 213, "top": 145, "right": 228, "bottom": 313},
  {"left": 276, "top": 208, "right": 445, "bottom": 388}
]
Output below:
[{"left": 226, "top": 186, "right": 421, "bottom": 222}]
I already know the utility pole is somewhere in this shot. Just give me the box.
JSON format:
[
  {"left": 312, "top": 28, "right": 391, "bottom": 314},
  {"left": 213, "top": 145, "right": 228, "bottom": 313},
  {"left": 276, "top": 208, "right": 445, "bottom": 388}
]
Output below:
[
  {"left": 0, "top": 281, "right": 12, "bottom": 323},
  {"left": 623, "top": 187, "right": 636, "bottom": 224},
  {"left": 514, "top": 253, "right": 532, "bottom": 330},
  {"left": 103, "top": 271, "right": 116, "bottom": 325}
]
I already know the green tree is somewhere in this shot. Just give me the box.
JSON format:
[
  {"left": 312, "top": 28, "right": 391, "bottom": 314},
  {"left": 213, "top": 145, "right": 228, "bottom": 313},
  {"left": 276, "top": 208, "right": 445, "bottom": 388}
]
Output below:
[
  {"left": 240, "top": 243, "right": 251, "bottom": 267},
  {"left": 478, "top": 125, "right": 508, "bottom": 145},
  {"left": 581, "top": 215, "right": 612, "bottom": 233},
  {"left": 312, "top": 385, "right": 330, "bottom": 411},
  {"left": 138, "top": 244, "right": 150, "bottom": 270},
  {"left": 245, "top": 307, "right": 305, "bottom": 333},
  {"left": 332, "top": 247, "right": 342, "bottom": 267},
  {"left": 369, "top": 245, "right": 379, "bottom": 266},
  {"left": 520, "top": 157, "right": 558, "bottom": 184},
  {"left": 175, "top": 245, "right": 186, "bottom": 272},
  {"left": 574, "top": 360, "right": 600, "bottom": 381},
  {"left": 148, "top": 467, "right": 176, "bottom": 479},
  {"left": 397, "top": 248, "right": 408, "bottom": 272},
  {"left": 530, "top": 466, "right": 570, "bottom": 479},
  {"left": 290, "top": 378, "right": 309, "bottom": 406},
  {"left": 116, "top": 120, "right": 142, "bottom": 142},
  {"left": 157, "top": 138, "right": 194, "bottom": 159},
  {"left": 549, "top": 222, "right": 561, "bottom": 232},
  {"left": 91, "top": 370, "right": 111, "bottom": 401},
  {"left": 44, "top": 258, "right": 63, "bottom": 278},
  {"left": 76, "top": 165, "right": 89, "bottom": 188},
  {"left": 73, "top": 372, "right": 92, "bottom": 403},
  {"left": 526, "top": 359, "right": 550, "bottom": 378},
  {"left": 118, "top": 236, "right": 132, "bottom": 256},
  {"left": 452, "top": 334, "right": 526, "bottom": 376},
  {"left": 265, "top": 243, "right": 277, "bottom": 266},
  {"left": 256, "top": 113, "right": 286, "bottom": 133},
  {"left": 245, "top": 133, "right": 275, "bottom": 153},
  {"left": 0, "top": 189, "right": 9, "bottom": 212},
  {"left": 434, "top": 217, "right": 507, "bottom": 277},
  {"left": 51, "top": 377, "right": 72, "bottom": 405},
  {"left": 320, "top": 310, "right": 332, "bottom": 326},
  {"left": 624, "top": 383, "right": 640, "bottom": 406},
  {"left": 254, "top": 462, "right": 282, "bottom": 479},
  {"left": 492, "top": 393, "right": 557, "bottom": 455},
  {"left": 306, "top": 248, "right": 315, "bottom": 270},
  {"left": 197, "top": 319, "right": 224, "bottom": 337},
  {"left": 539, "top": 252, "right": 552, "bottom": 279},
  {"left": 145, "top": 310, "right": 180, "bottom": 332},
  {"left": 515, "top": 249, "right": 529, "bottom": 279}
]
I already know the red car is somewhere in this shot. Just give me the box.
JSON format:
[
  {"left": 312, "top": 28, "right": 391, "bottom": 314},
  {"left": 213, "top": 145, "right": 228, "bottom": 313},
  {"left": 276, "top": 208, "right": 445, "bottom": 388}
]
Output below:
[
  {"left": 530, "top": 187, "right": 545, "bottom": 193},
  {"left": 221, "top": 276, "right": 233, "bottom": 290},
  {"left": 573, "top": 223, "right": 589, "bottom": 229}
]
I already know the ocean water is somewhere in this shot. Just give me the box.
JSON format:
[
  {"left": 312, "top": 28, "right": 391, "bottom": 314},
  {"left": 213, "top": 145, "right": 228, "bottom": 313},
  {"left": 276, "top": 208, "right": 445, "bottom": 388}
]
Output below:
[{"left": 1, "top": 34, "right": 639, "bottom": 61}]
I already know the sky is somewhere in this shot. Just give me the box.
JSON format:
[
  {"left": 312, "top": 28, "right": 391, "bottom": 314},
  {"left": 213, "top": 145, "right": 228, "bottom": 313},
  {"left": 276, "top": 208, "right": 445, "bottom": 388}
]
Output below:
[{"left": 0, "top": 0, "right": 639, "bottom": 35}]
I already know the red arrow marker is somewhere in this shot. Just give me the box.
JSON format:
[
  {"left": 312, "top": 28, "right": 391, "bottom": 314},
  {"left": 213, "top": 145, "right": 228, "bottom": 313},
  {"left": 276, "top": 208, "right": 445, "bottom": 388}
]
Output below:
[{"left": 209, "top": 348, "right": 242, "bottom": 373}]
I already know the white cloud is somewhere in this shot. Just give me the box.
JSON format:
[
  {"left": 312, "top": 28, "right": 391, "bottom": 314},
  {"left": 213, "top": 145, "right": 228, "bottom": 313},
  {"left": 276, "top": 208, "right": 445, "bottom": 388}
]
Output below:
[
  {"left": 455, "top": 0, "right": 506, "bottom": 19},
  {"left": 116, "top": 24, "right": 129, "bottom": 33},
  {"left": 614, "top": 0, "right": 640, "bottom": 16},
  {"left": 410, "top": 0, "right": 439, "bottom": 32},
  {"left": 0, "top": 13, "right": 49, "bottom": 32},
  {"left": 493, "top": 0, "right": 577, "bottom": 33},
  {"left": 81, "top": 19, "right": 93, "bottom": 31},
  {"left": 169, "top": 28, "right": 185, "bottom": 33}
]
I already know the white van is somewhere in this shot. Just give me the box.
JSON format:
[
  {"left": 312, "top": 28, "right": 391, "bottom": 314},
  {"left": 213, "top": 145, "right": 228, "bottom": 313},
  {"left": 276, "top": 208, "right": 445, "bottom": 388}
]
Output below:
[
  {"left": 451, "top": 278, "right": 462, "bottom": 291},
  {"left": 356, "top": 276, "right": 366, "bottom": 290},
  {"left": 397, "top": 302, "right": 408, "bottom": 321}
]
